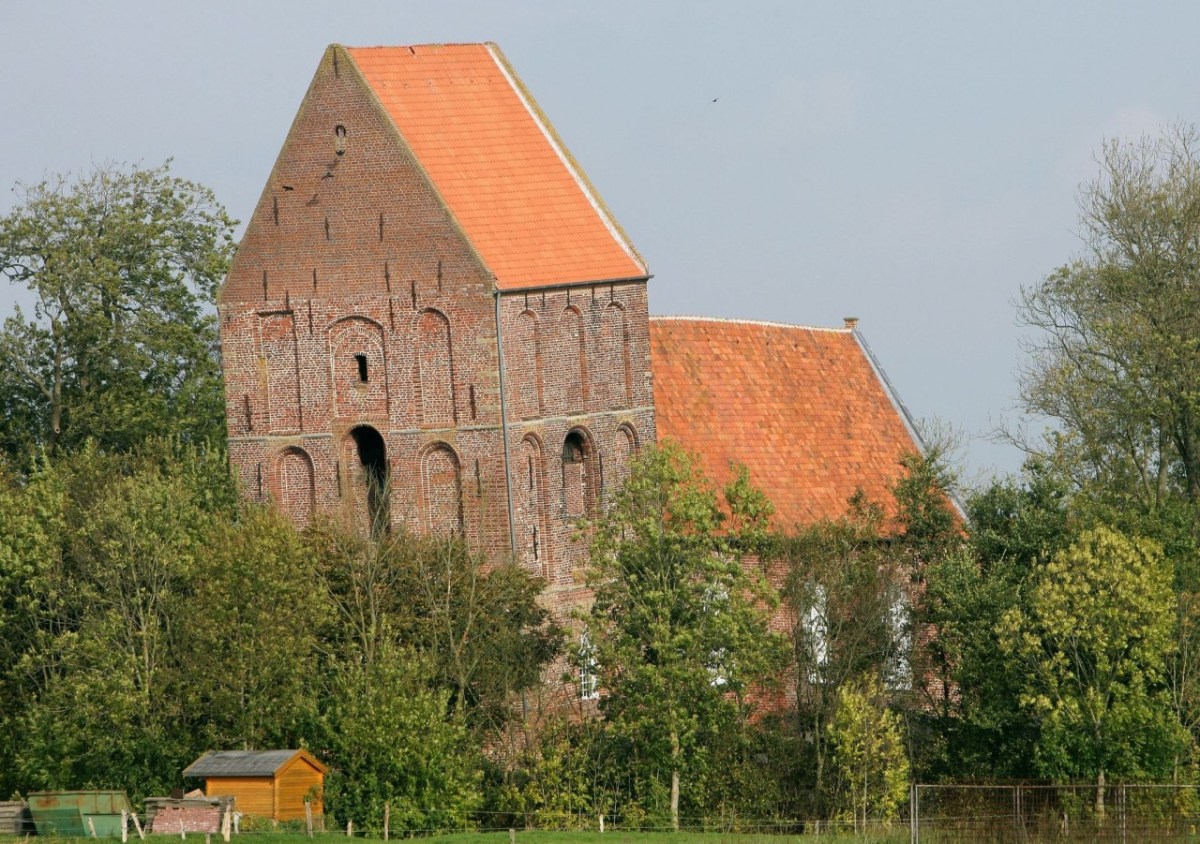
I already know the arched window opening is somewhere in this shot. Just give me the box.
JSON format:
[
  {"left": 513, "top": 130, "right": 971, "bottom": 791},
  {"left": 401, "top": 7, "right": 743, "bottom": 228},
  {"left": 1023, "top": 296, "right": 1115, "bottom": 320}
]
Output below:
[
  {"left": 562, "top": 429, "right": 597, "bottom": 517},
  {"left": 517, "top": 436, "right": 550, "bottom": 576},
  {"left": 558, "top": 307, "right": 586, "bottom": 413},
  {"left": 275, "top": 446, "right": 316, "bottom": 526},
  {"left": 351, "top": 425, "right": 389, "bottom": 536},
  {"left": 563, "top": 431, "right": 586, "bottom": 464},
  {"left": 610, "top": 424, "right": 637, "bottom": 503},
  {"left": 422, "top": 443, "right": 464, "bottom": 536},
  {"left": 513, "top": 309, "right": 543, "bottom": 419},
  {"left": 417, "top": 309, "right": 456, "bottom": 426}
]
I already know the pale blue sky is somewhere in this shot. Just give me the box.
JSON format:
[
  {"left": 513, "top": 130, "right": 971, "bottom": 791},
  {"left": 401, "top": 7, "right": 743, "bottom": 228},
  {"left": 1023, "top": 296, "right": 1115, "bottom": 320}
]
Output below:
[{"left": 3, "top": 1, "right": 1198, "bottom": 481}]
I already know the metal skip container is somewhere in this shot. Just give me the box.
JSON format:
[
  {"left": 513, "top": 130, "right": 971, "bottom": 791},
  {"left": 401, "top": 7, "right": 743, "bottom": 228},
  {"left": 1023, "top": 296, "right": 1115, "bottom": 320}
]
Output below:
[{"left": 27, "top": 791, "right": 133, "bottom": 837}]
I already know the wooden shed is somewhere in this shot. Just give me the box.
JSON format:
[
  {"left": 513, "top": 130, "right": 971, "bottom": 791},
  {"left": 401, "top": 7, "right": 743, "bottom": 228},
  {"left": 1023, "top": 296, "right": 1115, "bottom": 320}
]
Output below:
[{"left": 183, "top": 750, "right": 326, "bottom": 821}]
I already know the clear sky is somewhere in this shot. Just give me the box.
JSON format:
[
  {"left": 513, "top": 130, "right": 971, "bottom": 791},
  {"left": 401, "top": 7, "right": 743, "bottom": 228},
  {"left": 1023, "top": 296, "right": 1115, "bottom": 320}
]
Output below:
[{"left": 3, "top": 0, "right": 1198, "bottom": 482}]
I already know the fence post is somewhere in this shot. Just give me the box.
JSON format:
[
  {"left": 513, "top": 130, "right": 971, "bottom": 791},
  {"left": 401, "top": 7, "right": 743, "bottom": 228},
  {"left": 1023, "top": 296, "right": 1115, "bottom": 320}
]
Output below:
[
  {"left": 910, "top": 784, "right": 918, "bottom": 844},
  {"left": 1016, "top": 784, "right": 1022, "bottom": 841},
  {"left": 383, "top": 802, "right": 389, "bottom": 842},
  {"left": 346, "top": 820, "right": 352, "bottom": 838},
  {"left": 305, "top": 801, "right": 313, "bottom": 839},
  {"left": 1121, "top": 784, "right": 1127, "bottom": 844},
  {"left": 122, "top": 810, "right": 128, "bottom": 844},
  {"left": 132, "top": 812, "right": 146, "bottom": 840},
  {"left": 89, "top": 818, "right": 98, "bottom": 839}
]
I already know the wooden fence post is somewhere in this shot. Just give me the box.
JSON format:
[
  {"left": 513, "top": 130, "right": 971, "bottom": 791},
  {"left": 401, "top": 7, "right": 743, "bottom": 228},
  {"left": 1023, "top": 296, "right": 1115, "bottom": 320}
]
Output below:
[
  {"left": 180, "top": 817, "right": 187, "bottom": 840},
  {"left": 383, "top": 802, "right": 390, "bottom": 842},
  {"left": 88, "top": 818, "right": 98, "bottom": 839},
  {"left": 305, "top": 801, "right": 313, "bottom": 839},
  {"left": 346, "top": 819, "right": 352, "bottom": 837},
  {"left": 131, "top": 812, "right": 146, "bottom": 840},
  {"left": 220, "top": 808, "right": 230, "bottom": 843},
  {"left": 121, "top": 810, "right": 128, "bottom": 844}
]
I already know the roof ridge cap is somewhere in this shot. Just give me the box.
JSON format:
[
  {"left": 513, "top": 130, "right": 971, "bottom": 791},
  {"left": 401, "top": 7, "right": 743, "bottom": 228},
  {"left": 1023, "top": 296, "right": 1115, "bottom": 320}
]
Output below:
[
  {"left": 344, "top": 42, "right": 490, "bottom": 50},
  {"left": 650, "top": 315, "right": 852, "bottom": 333}
]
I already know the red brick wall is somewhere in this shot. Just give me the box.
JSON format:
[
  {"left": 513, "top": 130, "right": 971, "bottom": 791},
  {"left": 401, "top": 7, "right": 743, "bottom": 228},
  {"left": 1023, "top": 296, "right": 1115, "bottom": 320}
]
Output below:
[
  {"left": 219, "top": 45, "right": 657, "bottom": 626},
  {"left": 150, "top": 806, "right": 221, "bottom": 835}
]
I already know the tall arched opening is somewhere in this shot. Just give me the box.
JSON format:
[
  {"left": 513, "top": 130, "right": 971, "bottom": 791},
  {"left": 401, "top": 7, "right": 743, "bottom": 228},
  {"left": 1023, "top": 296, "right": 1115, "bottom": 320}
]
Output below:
[
  {"left": 350, "top": 425, "right": 389, "bottom": 536},
  {"left": 562, "top": 428, "right": 599, "bottom": 518}
]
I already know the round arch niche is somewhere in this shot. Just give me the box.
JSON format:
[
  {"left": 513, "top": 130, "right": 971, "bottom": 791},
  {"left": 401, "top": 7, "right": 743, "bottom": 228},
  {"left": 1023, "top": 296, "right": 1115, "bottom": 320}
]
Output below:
[{"left": 350, "top": 425, "right": 389, "bottom": 535}]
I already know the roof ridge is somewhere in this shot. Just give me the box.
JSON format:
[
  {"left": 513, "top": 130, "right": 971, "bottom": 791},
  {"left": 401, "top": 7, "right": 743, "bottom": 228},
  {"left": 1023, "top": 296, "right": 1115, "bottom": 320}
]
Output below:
[
  {"left": 342, "top": 42, "right": 491, "bottom": 50},
  {"left": 650, "top": 315, "right": 852, "bottom": 334}
]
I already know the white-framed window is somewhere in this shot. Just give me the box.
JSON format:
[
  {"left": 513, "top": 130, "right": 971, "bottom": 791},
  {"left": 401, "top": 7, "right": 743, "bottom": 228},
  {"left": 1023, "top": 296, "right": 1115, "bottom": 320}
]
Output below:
[
  {"left": 885, "top": 586, "right": 912, "bottom": 690},
  {"left": 579, "top": 632, "right": 600, "bottom": 700},
  {"left": 703, "top": 582, "right": 731, "bottom": 687},
  {"left": 803, "top": 583, "right": 830, "bottom": 684}
]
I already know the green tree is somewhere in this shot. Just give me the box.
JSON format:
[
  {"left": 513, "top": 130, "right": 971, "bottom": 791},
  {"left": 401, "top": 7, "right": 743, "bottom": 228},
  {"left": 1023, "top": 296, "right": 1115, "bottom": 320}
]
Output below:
[
  {"left": 917, "top": 464, "right": 1071, "bottom": 780},
  {"left": 581, "top": 443, "right": 785, "bottom": 830},
  {"left": 827, "top": 674, "right": 909, "bottom": 832},
  {"left": 185, "top": 504, "right": 328, "bottom": 751},
  {"left": 310, "top": 524, "right": 561, "bottom": 734},
  {"left": 1000, "top": 526, "right": 1182, "bottom": 808},
  {"left": 7, "top": 445, "right": 228, "bottom": 799},
  {"left": 0, "top": 457, "right": 68, "bottom": 796},
  {"left": 321, "top": 643, "right": 482, "bottom": 833},
  {"left": 0, "top": 162, "right": 235, "bottom": 460},
  {"left": 1017, "top": 123, "right": 1200, "bottom": 510},
  {"left": 781, "top": 494, "right": 902, "bottom": 813}
]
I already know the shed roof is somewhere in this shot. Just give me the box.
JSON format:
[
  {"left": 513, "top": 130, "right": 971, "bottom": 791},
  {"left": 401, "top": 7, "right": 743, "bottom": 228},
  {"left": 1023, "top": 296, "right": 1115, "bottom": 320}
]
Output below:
[
  {"left": 183, "top": 750, "right": 327, "bottom": 778},
  {"left": 344, "top": 43, "right": 647, "bottom": 291},
  {"left": 649, "top": 317, "right": 923, "bottom": 527}
]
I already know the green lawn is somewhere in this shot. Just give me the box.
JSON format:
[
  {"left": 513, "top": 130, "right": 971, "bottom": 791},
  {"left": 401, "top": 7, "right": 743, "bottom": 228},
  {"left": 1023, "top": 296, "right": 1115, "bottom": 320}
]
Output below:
[{"left": 0, "top": 830, "right": 907, "bottom": 844}]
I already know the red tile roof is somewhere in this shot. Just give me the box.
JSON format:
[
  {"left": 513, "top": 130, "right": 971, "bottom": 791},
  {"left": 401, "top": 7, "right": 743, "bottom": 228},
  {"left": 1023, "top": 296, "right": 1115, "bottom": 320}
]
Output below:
[
  {"left": 345, "top": 43, "right": 647, "bottom": 291},
  {"left": 650, "top": 317, "right": 923, "bottom": 527}
]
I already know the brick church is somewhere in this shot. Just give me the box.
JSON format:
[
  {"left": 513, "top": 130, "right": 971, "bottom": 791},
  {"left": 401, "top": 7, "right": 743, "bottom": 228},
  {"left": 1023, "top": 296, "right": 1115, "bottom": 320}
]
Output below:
[{"left": 217, "top": 43, "right": 922, "bottom": 615}]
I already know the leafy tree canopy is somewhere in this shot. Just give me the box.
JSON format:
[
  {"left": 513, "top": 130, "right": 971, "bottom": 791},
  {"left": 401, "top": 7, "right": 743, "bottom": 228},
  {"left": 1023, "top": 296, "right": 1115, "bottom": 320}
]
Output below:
[
  {"left": 0, "top": 162, "right": 236, "bottom": 462},
  {"left": 581, "top": 442, "right": 786, "bottom": 830},
  {"left": 1001, "top": 526, "right": 1183, "bottom": 787},
  {"left": 1018, "top": 124, "right": 1200, "bottom": 514}
]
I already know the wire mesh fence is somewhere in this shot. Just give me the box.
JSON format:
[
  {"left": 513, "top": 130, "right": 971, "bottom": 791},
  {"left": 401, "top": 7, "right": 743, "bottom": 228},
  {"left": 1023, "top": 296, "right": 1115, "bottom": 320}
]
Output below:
[
  {"left": 11, "top": 786, "right": 1200, "bottom": 842},
  {"left": 912, "top": 783, "right": 1200, "bottom": 842}
]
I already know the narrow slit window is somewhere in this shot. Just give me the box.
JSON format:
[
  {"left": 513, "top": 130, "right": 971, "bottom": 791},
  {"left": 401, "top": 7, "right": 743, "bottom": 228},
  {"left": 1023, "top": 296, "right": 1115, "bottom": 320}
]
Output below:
[{"left": 355, "top": 354, "right": 369, "bottom": 383}]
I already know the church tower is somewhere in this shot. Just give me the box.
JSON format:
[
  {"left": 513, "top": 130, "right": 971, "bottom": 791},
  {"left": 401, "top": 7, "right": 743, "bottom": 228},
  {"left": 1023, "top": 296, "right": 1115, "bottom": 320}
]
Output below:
[{"left": 217, "top": 43, "right": 655, "bottom": 608}]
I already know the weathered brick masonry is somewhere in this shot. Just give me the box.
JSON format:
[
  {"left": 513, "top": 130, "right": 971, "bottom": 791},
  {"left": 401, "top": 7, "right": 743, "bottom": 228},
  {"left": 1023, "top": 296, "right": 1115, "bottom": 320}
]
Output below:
[
  {"left": 218, "top": 41, "right": 929, "bottom": 667},
  {"left": 218, "top": 43, "right": 654, "bottom": 615}
]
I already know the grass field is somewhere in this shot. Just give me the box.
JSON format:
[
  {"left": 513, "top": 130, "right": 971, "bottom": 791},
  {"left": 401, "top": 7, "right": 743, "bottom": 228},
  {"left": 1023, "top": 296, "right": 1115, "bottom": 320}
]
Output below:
[{"left": 0, "top": 830, "right": 908, "bottom": 844}]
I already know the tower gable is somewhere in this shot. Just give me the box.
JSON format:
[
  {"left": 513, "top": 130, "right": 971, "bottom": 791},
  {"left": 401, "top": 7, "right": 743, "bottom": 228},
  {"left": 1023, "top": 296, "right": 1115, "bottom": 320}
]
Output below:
[{"left": 220, "top": 45, "right": 490, "bottom": 307}]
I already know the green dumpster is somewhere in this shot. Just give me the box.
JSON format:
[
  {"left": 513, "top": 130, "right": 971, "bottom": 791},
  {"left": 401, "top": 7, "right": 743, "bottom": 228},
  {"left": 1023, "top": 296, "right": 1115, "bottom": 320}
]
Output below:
[{"left": 27, "top": 791, "right": 133, "bottom": 837}]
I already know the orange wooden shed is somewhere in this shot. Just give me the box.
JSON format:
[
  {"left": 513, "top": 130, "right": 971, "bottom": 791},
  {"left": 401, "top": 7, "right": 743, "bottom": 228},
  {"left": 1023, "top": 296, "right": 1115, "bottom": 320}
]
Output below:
[{"left": 183, "top": 750, "right": 326, "bottom": 821}]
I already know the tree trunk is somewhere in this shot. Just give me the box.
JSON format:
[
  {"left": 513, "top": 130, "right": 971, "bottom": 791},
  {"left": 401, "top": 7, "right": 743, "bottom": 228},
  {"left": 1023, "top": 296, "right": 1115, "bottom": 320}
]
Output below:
[
  {"left": 670, "top": 728, "right": 680, "bottom": 832},
  {"left": 1096, "top": 768, "right": 1106, "bottom": 820},
  {"left": 671, "top": 768, "right": 680, "bottom": 832}
]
